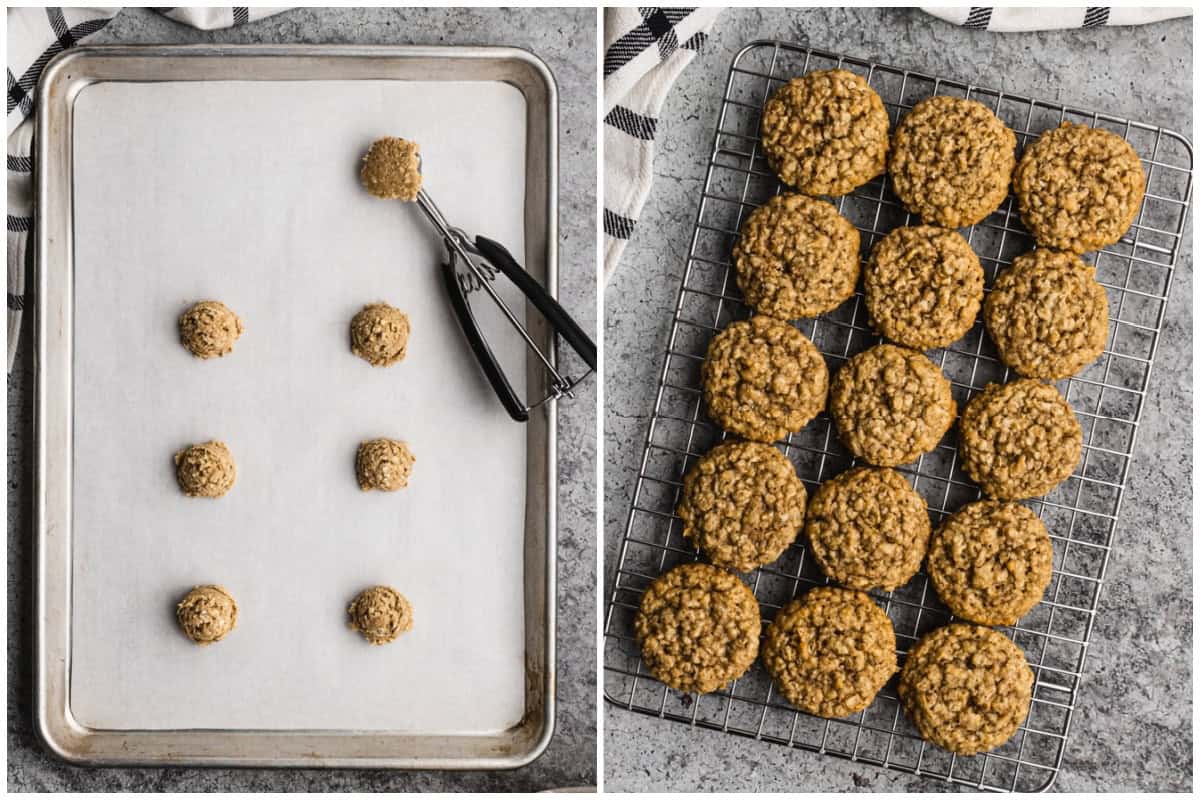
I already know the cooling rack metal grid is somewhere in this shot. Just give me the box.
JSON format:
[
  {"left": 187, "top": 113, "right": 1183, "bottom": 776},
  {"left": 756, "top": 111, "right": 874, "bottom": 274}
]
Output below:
[{"left": 603, "top": 41, "right": 1192, "bottom": 792}]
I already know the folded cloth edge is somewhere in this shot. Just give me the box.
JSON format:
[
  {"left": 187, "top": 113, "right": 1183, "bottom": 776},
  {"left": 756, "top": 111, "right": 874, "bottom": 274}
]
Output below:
[
  {"left": 921, "top": 6, "right": 1191, "bottom": 32},
  {"left": 603, "top": 7, "right": 722, "bottom": 280}
]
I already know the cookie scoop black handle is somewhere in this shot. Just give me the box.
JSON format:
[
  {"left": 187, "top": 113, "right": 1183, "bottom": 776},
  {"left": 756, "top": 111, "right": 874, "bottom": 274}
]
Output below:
[
  {"left": 473, "top": 235, "right": 597, "bottom": 371},
  {"left": 441, "top": 257, "right": 529, "bottom": 422}
]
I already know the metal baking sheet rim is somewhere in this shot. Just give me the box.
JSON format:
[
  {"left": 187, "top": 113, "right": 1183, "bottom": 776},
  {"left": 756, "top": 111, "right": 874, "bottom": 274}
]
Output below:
[{"left": 34, "top": 44, "right": 558, "bottom": 769}]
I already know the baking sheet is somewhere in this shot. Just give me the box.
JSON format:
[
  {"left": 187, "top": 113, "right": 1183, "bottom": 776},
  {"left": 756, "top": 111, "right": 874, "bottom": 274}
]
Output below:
[{"left": 69, "top": 79, "right": 529, "bottom": 733}]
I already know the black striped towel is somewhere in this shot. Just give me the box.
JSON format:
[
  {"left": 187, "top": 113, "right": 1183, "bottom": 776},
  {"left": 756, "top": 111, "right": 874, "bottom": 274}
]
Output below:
[
  {"left": 922, "top": 6, "right": 1190, "bottom": 31},
  {"left": 6, "top": 6, "right": 288, "bottom": 372},
  {"left": 603, "top": 7, "right": 721, "bottom": 280}
]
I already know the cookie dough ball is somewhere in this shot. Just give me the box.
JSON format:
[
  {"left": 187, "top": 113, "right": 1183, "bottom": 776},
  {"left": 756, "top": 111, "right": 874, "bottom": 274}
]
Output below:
[
  {"left": 634, "top": 562, "right": 760, "bottom": 694},
  {"left": 890, "top": 96, "right": 1017, "bottom": 229},
  {"left": 174, "top": 441, "right": 236, "bottom": 498},
  {"left": 176, "top": 585, "right": 238, "bottom": 645},
  {"left": 355, "top": 438, "right": 415, "bottom": 492},
  {"left": 928, "top": 500, "right": 1053, "bottom": 626},
  {"left": 348, "top": 585, "right": 414, "bottom": 645},
  {"left": 350, "top": 303, "right": 411, "bottom": 367},
  {"left": 761, "top": 69, "right": 890, "bottom": 196},
  {"left": 1014, "top": 122, "right": 1145, "bottom": 253},
  {"left": 984, "top": 249, "right": 1109, "bottom": 379},
  {"left": 864, "top": 225, "right": 984, "bottom": 350},
  {"left": 677, "top": 440, "right": 806, "bottom": 572},
  {"left": 805, "top": 467, "right": 931, "bottom": 592},
  {"left": 702, "top": 317, "right": 829, "bottom": 443},
  {"left": 829, "top": 344, "right": 956, "bottom": 467},
  {"left": 178, "top": 301, "right": 243, "bottom": 359},
  {"left": 360, "top": 137, "right": 422, "bottom": 201},
  {"left": 732, "top": 194, "right": 861, "bottom": 319},
  {"left": 762, "top": 586, "right": 896, "bottom": 718},
  {"left": 900, "top": 624, "right": 1034, "bottom": 755},
  {"left": 959, "top": 379, "right": 1082, "bottom": 500}
]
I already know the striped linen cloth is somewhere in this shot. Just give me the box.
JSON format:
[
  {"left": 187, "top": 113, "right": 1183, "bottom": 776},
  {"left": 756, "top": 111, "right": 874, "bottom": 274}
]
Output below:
[
  {"left": 922, "top": 6, "right": 1191, "bottom": 31},
  {"left": 602, "top": 7, "right": 721, "bottom": 280},
  {"left": 6, "top": 6, "right": 288, "bottom": 371}
]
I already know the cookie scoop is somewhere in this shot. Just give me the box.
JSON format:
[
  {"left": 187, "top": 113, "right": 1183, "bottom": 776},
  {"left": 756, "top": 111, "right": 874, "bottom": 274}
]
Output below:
[{"left": 359, "top": 137, "right": 595, "bottom": 421}]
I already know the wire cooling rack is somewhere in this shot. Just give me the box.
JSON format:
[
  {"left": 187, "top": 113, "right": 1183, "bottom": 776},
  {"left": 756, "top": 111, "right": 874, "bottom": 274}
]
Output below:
[{"left": 603, "top": 41, "right": 1192, "bottom": 792}]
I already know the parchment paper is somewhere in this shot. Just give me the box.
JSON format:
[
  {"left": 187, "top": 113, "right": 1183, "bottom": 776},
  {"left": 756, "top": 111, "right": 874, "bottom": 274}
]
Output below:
[{"left": 69, "top": 80, "right": 530, "bottom": 732}]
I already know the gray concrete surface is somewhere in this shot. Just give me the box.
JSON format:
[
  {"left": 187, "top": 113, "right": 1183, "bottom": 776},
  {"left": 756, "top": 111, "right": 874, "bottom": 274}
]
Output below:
[
  {"left": 7, "top": 7, "right": 596, "bottom": 793},
  {"left": 604, "top": 7, "right": 1192, "bottom": 793}
]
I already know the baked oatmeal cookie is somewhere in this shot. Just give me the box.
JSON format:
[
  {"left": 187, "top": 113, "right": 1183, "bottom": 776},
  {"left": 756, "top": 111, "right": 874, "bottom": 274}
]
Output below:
[
  {"left": 864, "top": 225, "right": 984, "bottom": 350},
  {"left": 805, "top": 467, "right": 931, "bottom": 591},
  {"left": 762, "top": 586, "right": 896, "bottom": 718},
  {"left": 702, "top": 317, "right": 829, "bottom": 443},
  {"left": 928, "top": 500, "right": 1053, "bottom": 626},
  {"left": 760, "top": 69, "right": 890, "bottom": 196},
  {"left": 828, "top": 344, "right": 956, "bottom": 466},
  {"left": 984, "top": 249, "right": 1109, "bottom": 379},
  {"left": 634, "top": 562, "right": 761, "bottom": 694},
  {"left": 733, "top": 194, "right": 861, "bottom": 319},
  {"left": 890, "top": 96, "right": 1016, "bottom": 229},
  {"left": 1014, "top": 122, "right": 1146, "bottom": 253},
  {"left": 959, "top": 379, "right": 1082, "bottom": 500},
  {"left": 899, "top": 624, "right": 1034, "bottom": 755},
  {"left": 677, "top": 441, "right": 807, "bottom": 573}
]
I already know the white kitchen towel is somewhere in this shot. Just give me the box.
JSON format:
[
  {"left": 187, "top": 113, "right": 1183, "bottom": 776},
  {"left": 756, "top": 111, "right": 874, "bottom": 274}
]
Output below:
[
  {"left": 921, "top": 6, "right": 1191, "bottom": 31},
  {"left": 160, "top": 7, "right": 283, "bottom": 30},
  {"left": 6, "top": 6, "right": 289, "bottom": 371},
  {"left": 603, "top": 7, "right": 722, "bottom": 280}
]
